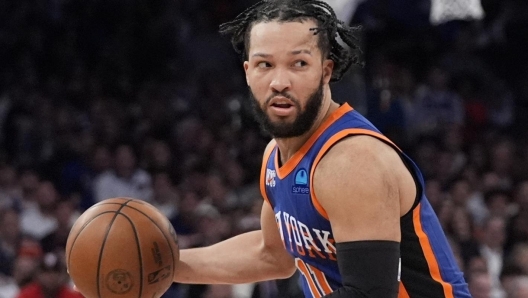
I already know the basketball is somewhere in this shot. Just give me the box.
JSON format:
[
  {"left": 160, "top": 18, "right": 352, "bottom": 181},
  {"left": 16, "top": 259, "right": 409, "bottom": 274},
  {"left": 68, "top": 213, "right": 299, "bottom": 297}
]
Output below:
[{"left": 65, "top": 197, "right": 179, "bottom": 298}]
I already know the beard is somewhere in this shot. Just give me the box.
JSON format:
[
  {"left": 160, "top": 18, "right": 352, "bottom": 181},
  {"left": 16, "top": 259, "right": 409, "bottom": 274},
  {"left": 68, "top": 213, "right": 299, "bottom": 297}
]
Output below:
[{"left": 249, "top": 79, "right": 324, "bottom": 138}]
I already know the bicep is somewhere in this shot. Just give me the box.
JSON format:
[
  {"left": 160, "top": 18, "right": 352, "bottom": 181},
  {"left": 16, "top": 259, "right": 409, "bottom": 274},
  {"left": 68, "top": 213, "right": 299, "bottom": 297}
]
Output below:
[
  {"left": 313, "top": 137, "right": 401, "bottom": 243},
  {"left": 260, "top": 201, "right": 286, "bottom": 251}
]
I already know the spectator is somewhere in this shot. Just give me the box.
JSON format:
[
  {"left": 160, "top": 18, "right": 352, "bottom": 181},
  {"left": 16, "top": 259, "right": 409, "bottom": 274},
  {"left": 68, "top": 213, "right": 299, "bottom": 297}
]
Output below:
[
  {"left": 194, "top": 203, "right": 230, "bottom": 246},
  {"left": 483, "top": 189, "right": 515, "bottom": 219},
  {"left": 93, "top": 144, "right": 153, "bottom": 202},
  {"left": 169, "top": 190, "right": 202, "bottom": 249},
  {"left": 424, "top": 178, "right": 445, "bottom": 212},
  {"left": 151, "top": 171, "right": 180, "bottom": 220},
  {"left": 16, "top": 252, "right": 82, "bottom": 298},
  {"left": 511, "top": 276, "right": 528, "bottom": 298},
  {"left": 40, "top": 199, "right": 79, "bottom": 254},
  {"left": 17, "top": 169, "right": 40, "bottom": 211},
  {"left": 0, "top": 273, "right": 19, "bottom": 298},
  {"left": 468, "top": 271, "right": 492, "bottom": 298},
  {"left": 203, "top": 171, "right": 232, "bottom": 213},
  {"left": 411, "top": 66, "right": 465, "bottom": 137},
  {"left": 446, "top": 207, "right": 479, "bottom": 265},
  {"left": 506, "top": 187, "right": 528, "bottom": 250},
  {"left": 394, "top": 67, "right": 419, "bottom": 143},
  {"left": 0, "top": 208, "right": 21, "bottom": 276},
  {"left": 12, "top": 243, "right": 42, "bottom": 289},
  {"left": 20, "top": 181, "right": 59, "bottom": 240},
  {"left": 489, "top": 139, "right": 516, "bottom": 187},
  {"left": 477, "top": 215, "right": 508, "bottom": 297},
  {"left": 499, "top": 263, "right": 524, "bottom": 298},
  {"left": 144, "top": 140, "right": 174, "bottom": 174},
  {"left": 448, "top": 178, "right": 473, "bottom": 208},
  {"left": 366, "top": 76, "right": 407, "bottom": 145},
  {"left": 441, "top": 125, "right": 467, "bottom": 174},
  {"left": 0, "top": 164, "right": 22, "bottom": 209},
  {"left": 509, "top": 243, "right": 528, "bottom": 275}
]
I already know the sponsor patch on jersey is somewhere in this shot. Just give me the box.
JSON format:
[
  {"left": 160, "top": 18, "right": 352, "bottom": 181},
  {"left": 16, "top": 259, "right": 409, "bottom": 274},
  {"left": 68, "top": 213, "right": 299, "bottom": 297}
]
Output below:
[{"left": 292, "top": 168, "right": 310, "bottom": 194}]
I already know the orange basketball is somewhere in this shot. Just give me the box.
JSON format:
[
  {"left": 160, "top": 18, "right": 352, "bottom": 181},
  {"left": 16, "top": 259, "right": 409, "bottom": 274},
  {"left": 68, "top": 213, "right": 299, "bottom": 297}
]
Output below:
[{"left": 65, "top": 197, "right": 179, "bottom": 298}]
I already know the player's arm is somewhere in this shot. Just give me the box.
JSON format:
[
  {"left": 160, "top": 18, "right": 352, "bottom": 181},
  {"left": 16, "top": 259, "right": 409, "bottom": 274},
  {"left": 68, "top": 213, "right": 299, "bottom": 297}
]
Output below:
[
  {"left": 314, "top": 136, "right": 411, "bottom": 298},
  {"left": 173, "top": 201, "right": 295, "bottom": 284},
  {"left": 173, "top": 141, "right": 295, "bottom": 285}
]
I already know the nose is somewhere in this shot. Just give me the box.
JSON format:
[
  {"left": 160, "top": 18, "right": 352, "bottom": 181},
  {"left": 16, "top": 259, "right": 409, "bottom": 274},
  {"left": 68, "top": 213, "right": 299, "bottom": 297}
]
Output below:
[{"left": 270, "top": 69, "right": 291, "bottom": 93}]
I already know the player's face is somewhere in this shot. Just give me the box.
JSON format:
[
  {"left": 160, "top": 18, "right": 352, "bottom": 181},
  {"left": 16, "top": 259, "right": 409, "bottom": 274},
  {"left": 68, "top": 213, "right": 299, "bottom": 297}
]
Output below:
[{"left": 244, "top": 20, "right": 333, "bottom": 138}]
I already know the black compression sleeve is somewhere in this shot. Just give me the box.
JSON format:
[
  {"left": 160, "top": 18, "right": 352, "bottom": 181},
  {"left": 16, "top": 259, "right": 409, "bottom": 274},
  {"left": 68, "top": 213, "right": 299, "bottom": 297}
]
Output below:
[{"left": 323, "top": 240, "right": 400, "bottom": 298}]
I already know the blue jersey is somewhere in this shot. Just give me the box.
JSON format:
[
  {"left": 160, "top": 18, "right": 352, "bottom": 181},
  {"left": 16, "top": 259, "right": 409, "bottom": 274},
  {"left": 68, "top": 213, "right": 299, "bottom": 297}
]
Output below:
[{"left": 260, "top": 103, "right": 470, "bottom": 298}]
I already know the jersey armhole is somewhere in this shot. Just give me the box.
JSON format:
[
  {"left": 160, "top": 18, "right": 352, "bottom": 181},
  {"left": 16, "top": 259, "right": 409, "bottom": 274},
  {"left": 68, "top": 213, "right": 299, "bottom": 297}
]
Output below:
[
  {"left": 309, "top": 129, "right": 421, "bottom": 220},
  {"left": 399, "top": 156, "right": 423, "bottom": 218}
]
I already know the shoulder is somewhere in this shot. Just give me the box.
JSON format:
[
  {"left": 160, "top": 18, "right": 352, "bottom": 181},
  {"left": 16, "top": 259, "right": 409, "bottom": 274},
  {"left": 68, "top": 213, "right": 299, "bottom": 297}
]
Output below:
[
  {"left": 315, "top": 134, "right": 402, "bottom": 178},
  {"left": 313, "top": 134, "right": 403, "bottom": 202},
  {"left": 312, "top": 135, "right": 404, "bottom": 241},
  {"left": 313, "top": 134, "right": 416, "bottom": 220}
]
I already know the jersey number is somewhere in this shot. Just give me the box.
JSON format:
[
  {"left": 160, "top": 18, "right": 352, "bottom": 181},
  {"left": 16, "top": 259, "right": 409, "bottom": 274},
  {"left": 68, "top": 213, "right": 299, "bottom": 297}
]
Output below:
[{"left": 295, "top": 258, "right": 333, "bottom": 297}]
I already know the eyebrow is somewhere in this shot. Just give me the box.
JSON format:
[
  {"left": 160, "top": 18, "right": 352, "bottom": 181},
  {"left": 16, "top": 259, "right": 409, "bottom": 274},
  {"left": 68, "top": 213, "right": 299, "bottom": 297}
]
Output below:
[
  {"left": 251, "top": 49, "right": 312, "bottom": 58},
  {"left": 290, "top": 49, "right": 312, "bottom": 56}
]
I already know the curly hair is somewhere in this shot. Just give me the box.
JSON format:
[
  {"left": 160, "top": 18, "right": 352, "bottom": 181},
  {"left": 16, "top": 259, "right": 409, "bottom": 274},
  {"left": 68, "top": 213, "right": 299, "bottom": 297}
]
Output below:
[{"left": 219, "top": 0, "right": 362, "bottom": 82}]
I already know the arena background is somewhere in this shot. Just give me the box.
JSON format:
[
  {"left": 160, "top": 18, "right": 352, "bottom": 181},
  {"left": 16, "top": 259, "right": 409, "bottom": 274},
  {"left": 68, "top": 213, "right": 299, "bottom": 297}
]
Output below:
[{"left": 0, "top": 0, "right": 528, "bottom": 297}]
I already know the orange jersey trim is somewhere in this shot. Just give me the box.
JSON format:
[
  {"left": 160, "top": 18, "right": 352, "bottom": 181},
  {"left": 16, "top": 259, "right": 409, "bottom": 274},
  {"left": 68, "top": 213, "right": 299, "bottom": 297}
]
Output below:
[
  {"left": 274, "top": 103, "right": 353, "bottom": 179},
  {"left": 413, "top": 204, "right": 455, "bottom": 298},
  {"left": 296, "top": 259, "right": 322, "bottom": 298},
  {"left": 260, "top": 140, "right": 276, "bottom": 206},
  {"left": 309, "top": 128, "right": 401, "bottom": 219},
  {"left": 398, "top": 282, "right": 410, "bottom": 298},
  {"left": 312, "top": 267, "right": 333, "bottom": 295}
]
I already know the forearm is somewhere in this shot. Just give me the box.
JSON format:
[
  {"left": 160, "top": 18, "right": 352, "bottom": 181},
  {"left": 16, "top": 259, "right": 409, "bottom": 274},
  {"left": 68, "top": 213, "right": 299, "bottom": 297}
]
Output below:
[{"left": 173, "top": 230, "right": 295, "bottom": 285}]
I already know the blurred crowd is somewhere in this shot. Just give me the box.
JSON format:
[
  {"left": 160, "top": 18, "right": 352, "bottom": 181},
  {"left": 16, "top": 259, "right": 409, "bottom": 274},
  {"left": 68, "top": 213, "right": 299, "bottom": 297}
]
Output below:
[{"left": 1, "top": 0, "right": 528, "bottom": 297}]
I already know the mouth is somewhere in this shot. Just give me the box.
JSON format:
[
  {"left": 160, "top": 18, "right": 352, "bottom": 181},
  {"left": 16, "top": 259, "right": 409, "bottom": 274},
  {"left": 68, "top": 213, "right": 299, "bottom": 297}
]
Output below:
[
  {"left": 269, "top": 96, "right": 294, "bottom": 109},
  {"left": 269, "top": 101, "right": 295, "bottom": 117},
  {"left": 270, "top": 103, "right": 293, "bottom": 109}
]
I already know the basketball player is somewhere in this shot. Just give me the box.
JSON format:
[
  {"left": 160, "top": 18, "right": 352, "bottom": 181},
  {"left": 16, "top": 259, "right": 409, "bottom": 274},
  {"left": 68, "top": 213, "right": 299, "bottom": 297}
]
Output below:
[{"left": 173, "top": 1, "right": 471, "bottom": 297}]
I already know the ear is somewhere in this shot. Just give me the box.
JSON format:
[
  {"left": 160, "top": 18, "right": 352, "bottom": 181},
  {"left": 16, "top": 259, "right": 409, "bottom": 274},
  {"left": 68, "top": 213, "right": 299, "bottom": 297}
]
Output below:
[
  {"left": 322, "top": 59, "right": 334, "bottom": 84},
  {"left": 243, "top": 61, "right": 250, "bottom": 86}
]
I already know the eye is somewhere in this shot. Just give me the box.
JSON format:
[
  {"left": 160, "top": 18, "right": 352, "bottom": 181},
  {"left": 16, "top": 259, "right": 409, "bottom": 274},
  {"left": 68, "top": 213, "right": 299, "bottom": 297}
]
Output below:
[
  {"left": 257, "top": 61, "right": 271, "bottom": 68},
  {"left": 294, "top": 60, "right": 308, "bottom": 67}
]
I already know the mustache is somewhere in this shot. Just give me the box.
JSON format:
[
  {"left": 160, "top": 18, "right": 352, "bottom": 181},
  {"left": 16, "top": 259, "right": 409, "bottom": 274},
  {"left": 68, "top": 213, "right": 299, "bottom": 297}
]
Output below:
[{"left": 265, "top": 92, "right": 298, "bottom": 105}]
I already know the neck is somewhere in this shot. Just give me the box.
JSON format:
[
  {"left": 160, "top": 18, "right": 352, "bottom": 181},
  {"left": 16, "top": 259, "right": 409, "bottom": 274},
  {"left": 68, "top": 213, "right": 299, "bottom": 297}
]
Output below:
[{"left": 274, "top": 91, "right": 338, "bottom": 164}]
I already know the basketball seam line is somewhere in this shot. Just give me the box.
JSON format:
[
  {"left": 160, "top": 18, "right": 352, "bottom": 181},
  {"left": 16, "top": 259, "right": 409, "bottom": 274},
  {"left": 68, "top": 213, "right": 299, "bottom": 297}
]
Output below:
[
  {"left": 116, "top": 211, "right": 144, "bottom": 298},
  {"left": 67, "top": 211, "right": 118, "bottom": 272},
  {"left": 96, "top": 199, "right": 134, "bottom": 298},
  {"left": 121, "top": 204, "right": 176, "bottom": 280}
]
